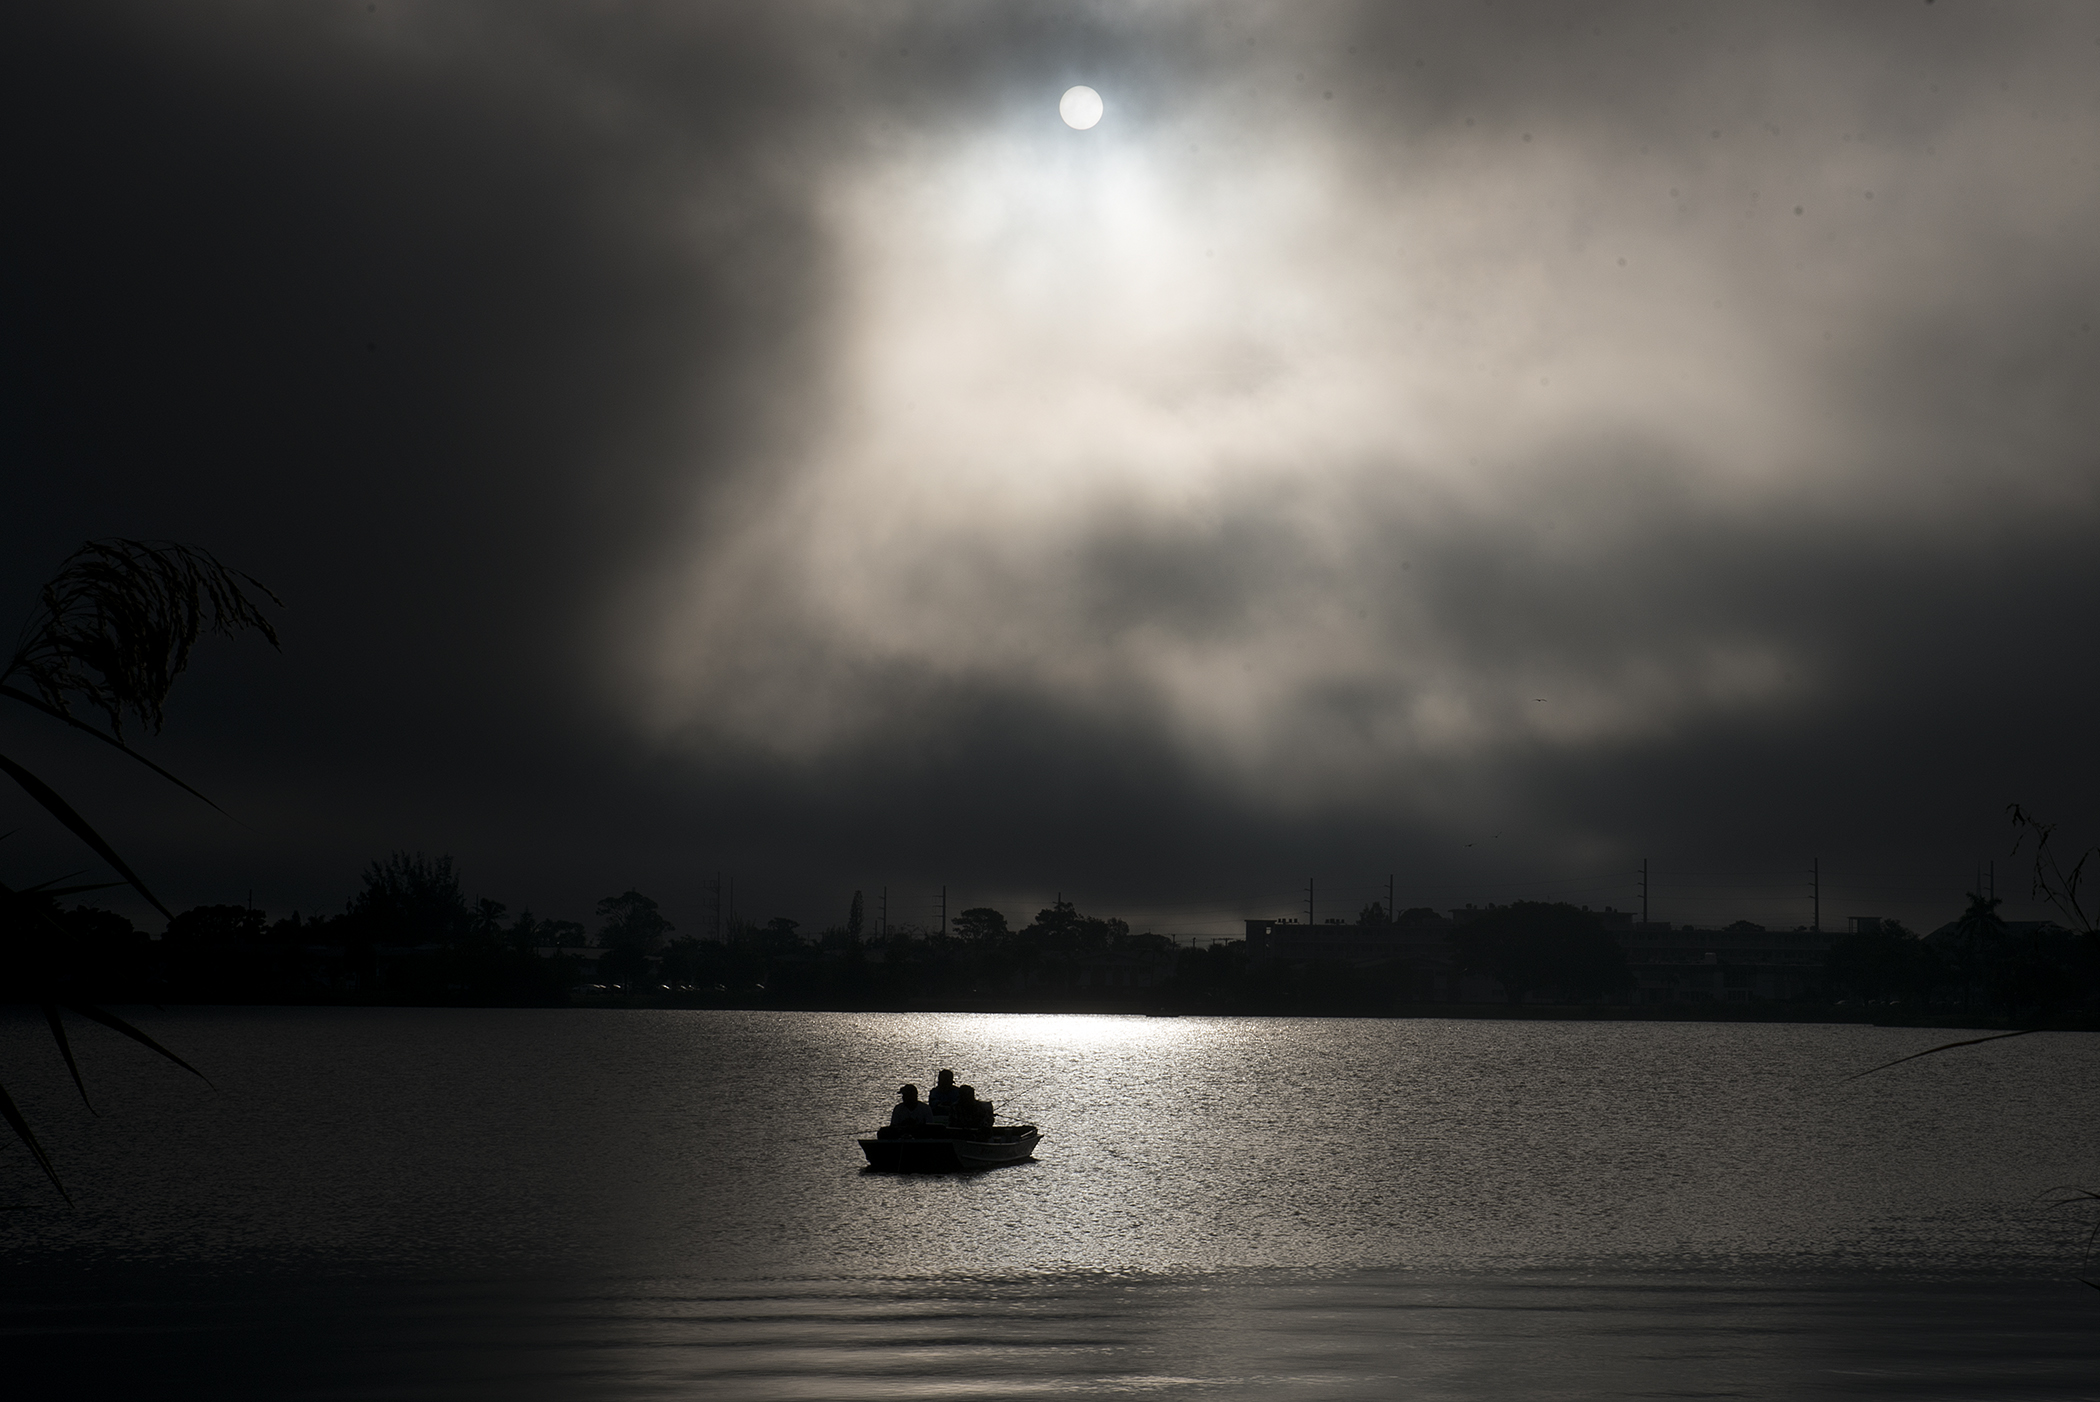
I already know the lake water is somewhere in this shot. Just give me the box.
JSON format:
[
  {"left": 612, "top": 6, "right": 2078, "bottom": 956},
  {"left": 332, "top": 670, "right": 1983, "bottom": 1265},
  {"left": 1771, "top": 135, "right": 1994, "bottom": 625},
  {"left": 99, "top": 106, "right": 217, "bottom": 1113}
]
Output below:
[{"left": 4, "top": 1008, "right": 2098, "bottom": 1397}]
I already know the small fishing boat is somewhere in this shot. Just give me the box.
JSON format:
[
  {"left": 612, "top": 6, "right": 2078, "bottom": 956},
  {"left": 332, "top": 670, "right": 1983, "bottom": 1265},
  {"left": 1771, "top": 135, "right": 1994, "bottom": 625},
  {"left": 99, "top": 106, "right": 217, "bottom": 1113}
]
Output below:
[{"left": 859, "top": 1122, "right": 1042, "bottom": 1172}]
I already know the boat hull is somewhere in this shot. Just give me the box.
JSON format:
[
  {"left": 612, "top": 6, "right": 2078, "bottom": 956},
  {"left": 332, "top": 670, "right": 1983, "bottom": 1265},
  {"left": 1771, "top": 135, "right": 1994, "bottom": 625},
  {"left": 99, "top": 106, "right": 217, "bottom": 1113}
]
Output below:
[{"left": 859, "top": 1126, "right": 1040, "bottom": 1172}]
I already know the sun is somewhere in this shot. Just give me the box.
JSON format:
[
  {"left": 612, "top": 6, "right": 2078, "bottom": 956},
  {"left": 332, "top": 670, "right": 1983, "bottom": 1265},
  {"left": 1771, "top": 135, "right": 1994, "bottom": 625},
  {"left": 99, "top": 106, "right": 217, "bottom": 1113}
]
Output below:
[{"left": 1059, "top": 85, "right": 1103, "bottom": 131}]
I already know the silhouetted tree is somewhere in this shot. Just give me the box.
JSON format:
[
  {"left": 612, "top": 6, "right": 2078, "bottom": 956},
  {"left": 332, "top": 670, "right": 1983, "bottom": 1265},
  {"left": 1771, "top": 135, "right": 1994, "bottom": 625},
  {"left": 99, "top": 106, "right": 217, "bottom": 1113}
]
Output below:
[
  {"left": 847, "top": 890, "right": 864, "bottom": 941},
  {"left": 539, "top": 918, "right": 587, "bottom": 946},
  {"left": 596, "top": 890, "right": 673, "bottom": 951},
  {"left": 1023, "top": 900, "right": 1127, "bottom": 949},
  {"left": 1927, "top": 891, "right": 2007, "bottom": 1008},
  {"left": 54, "top": 905, "right": 156, "bottom": 998},
  {"left": 506, "top": 909, "right": 542, "bottom": 952},
  {"left": 350, "top": 852, "right": 470, "bottom": 945},
  {"left": 1955, "top": 891, "right": 2006, "bottom": 944},
  {"left": 954, "top": 906, "right": 1009, "bottom": 942},
  {"left": 471, "top": 898, "right": 507, "bottom": 936},
  {"left": 1, "top": 896, "right": 160, "bottom": 1004},
  {"left": 1174, "top": 938, "right": 1248, "bottom": 991}
]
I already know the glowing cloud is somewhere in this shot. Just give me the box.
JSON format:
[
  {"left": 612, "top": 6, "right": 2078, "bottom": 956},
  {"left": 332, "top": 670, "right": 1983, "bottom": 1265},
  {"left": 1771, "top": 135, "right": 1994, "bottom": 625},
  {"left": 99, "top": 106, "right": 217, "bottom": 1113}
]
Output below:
[{"left": 643, "top": 10, "right": 2100, "bottom": 816}]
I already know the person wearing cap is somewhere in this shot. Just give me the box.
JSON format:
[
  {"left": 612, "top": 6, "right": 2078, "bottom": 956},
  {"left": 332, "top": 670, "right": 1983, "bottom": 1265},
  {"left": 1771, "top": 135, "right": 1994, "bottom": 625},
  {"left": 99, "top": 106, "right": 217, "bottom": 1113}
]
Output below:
[
  {"left": 927, "top": 1069, "right": 960, "bottom": 1120},
  {"left": 889, "top": 1083, "right": 932, "bottom": 1128}
]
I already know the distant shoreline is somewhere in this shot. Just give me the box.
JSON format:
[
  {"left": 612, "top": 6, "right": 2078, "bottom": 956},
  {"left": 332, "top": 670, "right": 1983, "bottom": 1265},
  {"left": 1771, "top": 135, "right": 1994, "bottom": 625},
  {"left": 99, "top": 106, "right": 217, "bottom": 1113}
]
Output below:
[
  {"left": 571, "top": 996, "right": 2096, "bottom": 1032},
  {"left": 108, "top": 993, "right": 2097, "bottom": 1032}
]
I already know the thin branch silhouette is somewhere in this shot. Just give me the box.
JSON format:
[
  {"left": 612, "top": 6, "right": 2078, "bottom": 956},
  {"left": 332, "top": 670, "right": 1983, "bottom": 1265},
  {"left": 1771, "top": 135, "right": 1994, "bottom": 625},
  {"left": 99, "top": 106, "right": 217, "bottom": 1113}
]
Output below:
[{"left": 1839, "top": 1027, "right": 2039, "bottom": 1084}]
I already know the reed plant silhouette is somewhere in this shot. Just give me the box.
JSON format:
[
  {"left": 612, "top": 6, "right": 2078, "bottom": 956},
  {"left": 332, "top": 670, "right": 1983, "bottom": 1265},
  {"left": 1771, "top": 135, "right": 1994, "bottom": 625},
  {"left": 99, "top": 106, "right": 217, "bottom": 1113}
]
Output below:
[{"left": 1, "top": 539, "right": 278, "bottom": 1199}]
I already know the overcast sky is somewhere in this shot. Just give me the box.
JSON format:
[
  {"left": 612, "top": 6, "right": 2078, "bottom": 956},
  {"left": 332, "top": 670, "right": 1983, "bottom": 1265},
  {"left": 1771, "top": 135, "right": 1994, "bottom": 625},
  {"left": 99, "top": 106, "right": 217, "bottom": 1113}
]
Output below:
[{"left": 5, "top": 2, "right": 2098, "bottom": 936}]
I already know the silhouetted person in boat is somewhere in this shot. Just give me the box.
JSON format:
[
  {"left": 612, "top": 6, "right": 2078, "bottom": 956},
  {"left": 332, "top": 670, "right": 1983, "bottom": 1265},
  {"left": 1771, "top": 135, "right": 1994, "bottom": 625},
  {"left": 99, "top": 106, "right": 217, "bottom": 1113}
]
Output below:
[
  {"left": 889, "top": 1083, "right": 932, "bottom": 1129},
  {"left": 953, "top": 1085, "right": 994, "bottom": 1131},
  {"left": 928, "top": 1069, "right": 959, "bottom": 1117}
]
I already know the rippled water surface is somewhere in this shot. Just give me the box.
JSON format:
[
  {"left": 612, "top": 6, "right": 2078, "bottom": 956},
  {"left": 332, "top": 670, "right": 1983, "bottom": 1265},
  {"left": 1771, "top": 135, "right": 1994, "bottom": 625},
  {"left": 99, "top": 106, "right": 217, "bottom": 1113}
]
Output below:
[{"left": 5, "top": 1008, "right": 2099, "bottom": 1397}]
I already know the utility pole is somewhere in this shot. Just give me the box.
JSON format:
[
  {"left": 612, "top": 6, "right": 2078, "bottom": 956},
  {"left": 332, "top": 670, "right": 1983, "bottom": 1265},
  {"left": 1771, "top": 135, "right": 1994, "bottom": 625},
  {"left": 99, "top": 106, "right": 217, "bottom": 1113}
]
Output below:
[
  {"left": 1811, "top": 857, "right": 1820, "bottom": 932},
  {"left": 1640, "top": 858, "right": 1649, "bottom": 926},
  {"left": 941, "top": 885, "right": 948, "bottom": 936},
  {"left": 1306, "top": 876, "right": 1315, "bottom": 926},
  {"left": 879, "top": 886, "right": 888, "bottom": 938},
  {"left": 1988, "top": 860, "right": 1995, "bottom": 903},
  {"left": 1387, "top": 873, "right": 1395, "bottom": 922}
]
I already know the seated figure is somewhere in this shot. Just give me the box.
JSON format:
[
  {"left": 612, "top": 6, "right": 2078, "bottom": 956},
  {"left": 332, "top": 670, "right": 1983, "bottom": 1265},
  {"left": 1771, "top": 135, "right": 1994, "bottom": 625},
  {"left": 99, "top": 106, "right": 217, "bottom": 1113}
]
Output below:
[
  {"left": 889, "top": 1083, "right": 932, "bottom": 1129},
  {"left": 953, "top": 1085, "right": 995, "bottom": 1132},
  {"left": 927, "top": 1069, "right": 960, "bottom": 1121}
]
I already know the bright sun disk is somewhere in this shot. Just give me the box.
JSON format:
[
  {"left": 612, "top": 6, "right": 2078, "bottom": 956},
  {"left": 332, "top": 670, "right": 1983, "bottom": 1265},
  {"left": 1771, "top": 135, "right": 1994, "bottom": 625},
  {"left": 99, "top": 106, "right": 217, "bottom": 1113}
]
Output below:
[{"left": 1059, "top": 85, "right": 1103, "bottom": 130}]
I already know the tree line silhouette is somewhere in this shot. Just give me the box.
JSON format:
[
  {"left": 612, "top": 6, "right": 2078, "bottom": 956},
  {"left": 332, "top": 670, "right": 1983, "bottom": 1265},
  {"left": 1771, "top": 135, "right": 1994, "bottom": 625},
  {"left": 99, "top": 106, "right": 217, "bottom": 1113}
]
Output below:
[
  {"left": 27, "top": 875, "right": 2097, "bottom": 1021},
  {"left": 8, "top": 852, "right": 673, "bottom": 1006}
]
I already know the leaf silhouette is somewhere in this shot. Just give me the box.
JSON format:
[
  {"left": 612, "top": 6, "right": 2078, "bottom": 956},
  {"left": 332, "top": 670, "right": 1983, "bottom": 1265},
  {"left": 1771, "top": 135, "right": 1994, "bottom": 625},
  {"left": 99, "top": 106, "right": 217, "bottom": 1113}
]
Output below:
[
  {"left": 41, "top": 1004, "right": 95, "bottom": 1114},
  {"left": 63, "top": 1004, "right": 209, "bottom": 1086},
  {"left": 0, "top": 752, "right": 171, "bottom": 920},
  {"left": 29, "top": 882, "right": 125, "bottom": 899},
  {"left": 0, "top": 684, "right": 223, "bottom": 813},
  {"left": 0, "top": 1077, "right": 68, "bottom": 1203}
]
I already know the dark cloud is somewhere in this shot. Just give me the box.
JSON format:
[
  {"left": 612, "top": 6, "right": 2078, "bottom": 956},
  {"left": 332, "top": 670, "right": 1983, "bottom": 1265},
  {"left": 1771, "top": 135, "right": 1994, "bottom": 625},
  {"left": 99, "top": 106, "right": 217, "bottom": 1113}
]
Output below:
[{"left": 4, "top": 2, "right": 2096, "bottom": 936}]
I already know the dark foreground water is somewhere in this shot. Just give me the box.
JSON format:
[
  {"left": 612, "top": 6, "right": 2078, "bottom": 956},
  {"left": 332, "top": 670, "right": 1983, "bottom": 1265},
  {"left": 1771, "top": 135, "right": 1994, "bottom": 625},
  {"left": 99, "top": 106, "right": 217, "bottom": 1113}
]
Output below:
[{"left": 3, "top": 1008, "right": 2097, "bottom": 1398}]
